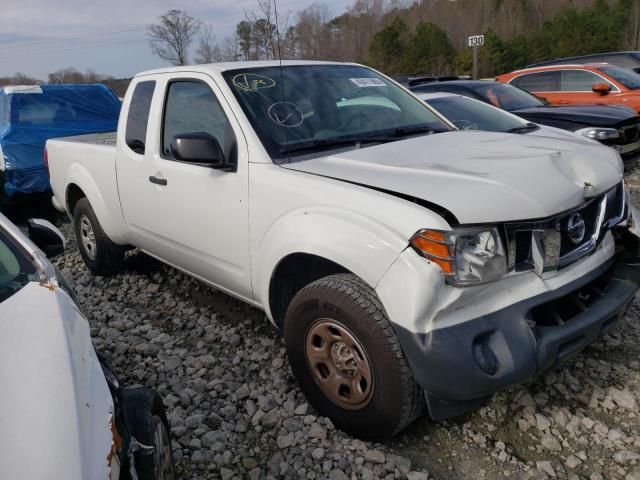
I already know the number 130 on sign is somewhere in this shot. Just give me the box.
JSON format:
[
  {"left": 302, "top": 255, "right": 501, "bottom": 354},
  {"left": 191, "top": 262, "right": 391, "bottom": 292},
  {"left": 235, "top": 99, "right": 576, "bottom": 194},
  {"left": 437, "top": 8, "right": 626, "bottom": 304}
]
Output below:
[{"left": 468, "top": 35, "right": 484, "bottom": 47}]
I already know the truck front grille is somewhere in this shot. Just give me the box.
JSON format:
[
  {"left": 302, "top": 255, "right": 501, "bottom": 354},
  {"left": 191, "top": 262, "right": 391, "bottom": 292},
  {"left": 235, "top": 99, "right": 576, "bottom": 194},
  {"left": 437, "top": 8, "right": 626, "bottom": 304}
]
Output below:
[
  {"left": 619, "top": 122, "right": 640, "bottom": 144},
  {"left": 505, "top": 181, "right": 626, "bottom": 275}
]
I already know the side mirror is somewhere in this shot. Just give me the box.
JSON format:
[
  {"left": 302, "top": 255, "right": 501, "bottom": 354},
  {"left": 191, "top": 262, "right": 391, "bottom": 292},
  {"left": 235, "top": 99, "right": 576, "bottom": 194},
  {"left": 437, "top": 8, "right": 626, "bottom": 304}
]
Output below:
[
  {"left": 27, "top": 218, "right": 65, "bottom": 259},
  {"left": 170, "top": 133, "right": 228, "bottom": 169},
  {"left": 592, "top": 83, "right": 611, "bottom": 95}
]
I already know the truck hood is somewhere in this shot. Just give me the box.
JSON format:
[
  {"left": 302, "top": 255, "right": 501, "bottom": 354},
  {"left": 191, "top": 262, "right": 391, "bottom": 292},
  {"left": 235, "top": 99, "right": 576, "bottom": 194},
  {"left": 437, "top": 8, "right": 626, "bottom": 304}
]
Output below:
[
  {"left": 512, "top": 104, "right": 637, "bottom": 127},
  {"left": 282, "top": 131, "right": 623, "bottom": 225},
  {"left": 0, "top": 283, "right": 115, "bottom": 480}
]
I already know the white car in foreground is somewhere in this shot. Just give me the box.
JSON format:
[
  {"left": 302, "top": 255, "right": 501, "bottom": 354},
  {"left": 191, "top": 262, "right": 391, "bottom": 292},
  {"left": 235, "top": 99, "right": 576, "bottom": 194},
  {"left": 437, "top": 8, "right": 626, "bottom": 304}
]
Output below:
[
  {"left": 0, "top": 214, "right": 175, "bottom": 479},
  {"left": 46, "top": 60, "right": 640, "bottom": 438}
]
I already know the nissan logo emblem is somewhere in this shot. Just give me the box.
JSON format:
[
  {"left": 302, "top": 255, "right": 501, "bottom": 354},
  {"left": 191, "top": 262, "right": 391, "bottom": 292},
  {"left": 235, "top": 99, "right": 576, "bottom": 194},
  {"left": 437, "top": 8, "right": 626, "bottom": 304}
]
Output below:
[{"left": 566, "top": 213, "right": 586, "bottom": 245}]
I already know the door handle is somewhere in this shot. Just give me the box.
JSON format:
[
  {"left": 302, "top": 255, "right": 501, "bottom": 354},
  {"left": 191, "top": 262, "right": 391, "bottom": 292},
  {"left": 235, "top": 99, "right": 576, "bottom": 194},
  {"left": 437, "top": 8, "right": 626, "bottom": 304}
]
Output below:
[{"left": 149, "top": 175, "right": 167, "bottom": 186}]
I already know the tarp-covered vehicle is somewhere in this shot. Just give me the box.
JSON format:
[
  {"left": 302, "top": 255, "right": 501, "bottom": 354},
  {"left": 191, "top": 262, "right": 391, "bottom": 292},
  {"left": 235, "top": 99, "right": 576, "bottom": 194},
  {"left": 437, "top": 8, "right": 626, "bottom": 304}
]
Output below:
[
  {"left": 0, "top": 84, "right": 120, "bottom": 198},
  {"left": 0, "top": 213, "right": 175, "bottom": 479}
]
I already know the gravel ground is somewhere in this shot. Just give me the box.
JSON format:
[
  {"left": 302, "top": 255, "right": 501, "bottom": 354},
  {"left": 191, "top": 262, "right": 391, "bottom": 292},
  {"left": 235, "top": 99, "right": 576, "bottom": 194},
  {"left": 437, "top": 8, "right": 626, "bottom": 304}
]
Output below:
[{"left": 46, "top": 162, "right": 640, "bottom": 480}]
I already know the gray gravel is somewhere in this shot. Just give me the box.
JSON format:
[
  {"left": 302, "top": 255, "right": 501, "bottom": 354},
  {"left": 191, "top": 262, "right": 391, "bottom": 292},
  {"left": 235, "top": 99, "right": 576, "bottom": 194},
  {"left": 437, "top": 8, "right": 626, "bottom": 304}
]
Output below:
[{"left": 49, "top": 163, "right": 640, "bottom": 479}]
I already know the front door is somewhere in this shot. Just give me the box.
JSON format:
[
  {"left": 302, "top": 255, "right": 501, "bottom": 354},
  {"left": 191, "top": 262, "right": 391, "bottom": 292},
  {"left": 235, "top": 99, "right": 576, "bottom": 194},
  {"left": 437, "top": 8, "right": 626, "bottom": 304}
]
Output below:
[{"left": 117, "top": 73, "right": 252, "bottom": 300}]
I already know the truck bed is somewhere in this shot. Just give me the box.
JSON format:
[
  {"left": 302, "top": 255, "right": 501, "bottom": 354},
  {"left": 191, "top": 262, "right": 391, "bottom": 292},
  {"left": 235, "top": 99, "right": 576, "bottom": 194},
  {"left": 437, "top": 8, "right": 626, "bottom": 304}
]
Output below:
[
  {"left": 46, "top": 132, "right": 128, "bottom": 243},
  {"left": 50, "top": 132, "right": 117, "bottom": 146}
]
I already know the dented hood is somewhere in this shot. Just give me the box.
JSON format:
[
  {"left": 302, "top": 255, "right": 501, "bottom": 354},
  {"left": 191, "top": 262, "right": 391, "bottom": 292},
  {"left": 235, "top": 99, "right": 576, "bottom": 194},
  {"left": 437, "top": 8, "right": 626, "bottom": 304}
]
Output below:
[
  {"left": 0, "top": 283, "right": 114, "bottom": 480},
  {"left": 282, "top": 131, "right": 623, "bottom": 224}
]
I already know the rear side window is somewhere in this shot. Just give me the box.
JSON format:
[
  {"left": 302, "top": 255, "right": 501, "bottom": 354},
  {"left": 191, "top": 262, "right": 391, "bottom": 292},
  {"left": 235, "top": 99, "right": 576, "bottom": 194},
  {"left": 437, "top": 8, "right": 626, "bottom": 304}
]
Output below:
[
  {"left": 125, "top": 81, "right": 155, "bottom": 155},
  {"left": 161, "top": 80, "right": 233, "bottom": 159},
  {"left": 604, "top": 54, "right": 640, "bottom": 70},
  {"left": 560, "top": 70, "right": 609, "bottom": 91},
  {"left": 511, "top": 71, "right": 560, "bottom": 92}
]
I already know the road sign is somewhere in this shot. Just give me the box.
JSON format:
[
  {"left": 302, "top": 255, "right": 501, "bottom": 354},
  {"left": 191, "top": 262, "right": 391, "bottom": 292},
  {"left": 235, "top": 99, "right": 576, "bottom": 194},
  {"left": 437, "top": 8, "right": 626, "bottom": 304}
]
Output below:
[
  {"left": 468, "top": 35, "right": 485, "bottom": 47},
  {"left": 468, "top": 35, "right": 484, "bottom": 79}
]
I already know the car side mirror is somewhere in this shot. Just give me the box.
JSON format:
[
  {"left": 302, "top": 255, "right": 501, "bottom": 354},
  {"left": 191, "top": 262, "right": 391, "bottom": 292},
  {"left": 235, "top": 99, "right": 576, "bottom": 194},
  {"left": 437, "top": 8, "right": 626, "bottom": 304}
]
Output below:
[
  {"left": 170, "top": 133, "right": 229, "bottom": 169},
  {"left": 592, "top": 83, "right": 611, "bottom": 95},
  {"left": 27, "top": 218, "right": 65, "bottom": 259}
]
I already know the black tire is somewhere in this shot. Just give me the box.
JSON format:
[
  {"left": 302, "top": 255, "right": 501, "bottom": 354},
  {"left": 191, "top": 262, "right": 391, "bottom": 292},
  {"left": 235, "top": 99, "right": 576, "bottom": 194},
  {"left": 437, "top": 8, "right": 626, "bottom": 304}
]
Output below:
[
  {"left": 284, "top": 273, "right": 424, "bottom": 439},
  {"left": 120, "top": 388, "right": 175, "bottom": 480},
  {"left": 73, "top": 197, "right": 124, "bottom": 275}
]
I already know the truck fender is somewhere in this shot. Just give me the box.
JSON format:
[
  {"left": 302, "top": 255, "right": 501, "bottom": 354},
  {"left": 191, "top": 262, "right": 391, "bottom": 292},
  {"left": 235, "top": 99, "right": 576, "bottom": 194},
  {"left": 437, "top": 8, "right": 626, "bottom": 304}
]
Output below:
[
  {"left": 65, "top": 163, "right": 129, "bottom": 245},
  {"left": 254, "top": 206, "right": 413, "bottom": 322}
]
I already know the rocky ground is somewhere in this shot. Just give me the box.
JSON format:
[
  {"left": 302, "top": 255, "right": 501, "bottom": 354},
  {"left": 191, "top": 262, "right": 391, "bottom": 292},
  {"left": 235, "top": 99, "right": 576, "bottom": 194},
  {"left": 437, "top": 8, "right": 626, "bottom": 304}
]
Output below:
[{"left": 45, "top": 162, "right": 640, "bottom": 480}]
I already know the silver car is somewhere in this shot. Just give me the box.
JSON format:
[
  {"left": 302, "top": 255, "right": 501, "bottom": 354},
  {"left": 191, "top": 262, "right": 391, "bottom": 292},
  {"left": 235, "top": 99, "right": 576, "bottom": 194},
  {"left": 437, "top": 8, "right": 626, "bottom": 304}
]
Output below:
[{"left": 0, "top": 214, "right": 175, "bottom": 480}]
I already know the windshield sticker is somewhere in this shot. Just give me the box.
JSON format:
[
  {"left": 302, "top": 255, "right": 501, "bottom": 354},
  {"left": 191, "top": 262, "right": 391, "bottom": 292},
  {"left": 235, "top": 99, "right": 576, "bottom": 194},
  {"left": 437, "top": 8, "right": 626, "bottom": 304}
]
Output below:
[
  {"left": 349, "top": 78, "right": 387, "bottom": 88},
  {"left": 267, "top": 102, "right": 304, "bottom": 128},
  {"left": 232, "top": 73, "right": 276, "bottom": 91}
]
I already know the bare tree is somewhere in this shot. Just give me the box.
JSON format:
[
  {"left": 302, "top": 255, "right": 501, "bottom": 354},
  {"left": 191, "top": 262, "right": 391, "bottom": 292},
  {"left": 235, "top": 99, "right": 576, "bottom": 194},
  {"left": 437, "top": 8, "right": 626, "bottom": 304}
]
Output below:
[
  {"left": 0, "top": 72, "right": 43, "bottom": 86},
  {"left": 297, "top": 3, "right": 331, "bottom": 59},
  {"left": 48, "top": 67, "right": 85, "bottom": 84},
  {"left": 195, "top": 25, "right": 223, "bottom": 64},
  {"left": 148, "top": 10, "right": 201, "bottom": 66},
  {"left": 220, "top": 36, "right": 240, "bottom": 61},
  {"left": 245, "top": 0, "right": 279, "bottom": 59}
]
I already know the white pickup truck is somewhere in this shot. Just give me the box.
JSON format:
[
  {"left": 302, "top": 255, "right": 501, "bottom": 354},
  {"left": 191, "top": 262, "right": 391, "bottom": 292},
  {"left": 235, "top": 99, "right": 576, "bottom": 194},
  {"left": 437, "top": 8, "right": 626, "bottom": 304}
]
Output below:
[{"left": 47, "top": 60, "right": 640, "bottom": 439}]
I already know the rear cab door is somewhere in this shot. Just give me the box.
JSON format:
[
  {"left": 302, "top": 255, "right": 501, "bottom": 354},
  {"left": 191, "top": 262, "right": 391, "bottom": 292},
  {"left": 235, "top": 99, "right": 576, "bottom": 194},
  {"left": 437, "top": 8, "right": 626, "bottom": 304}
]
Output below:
[{"left": 115, "top": 72, "right": 253, "bottom": 301}]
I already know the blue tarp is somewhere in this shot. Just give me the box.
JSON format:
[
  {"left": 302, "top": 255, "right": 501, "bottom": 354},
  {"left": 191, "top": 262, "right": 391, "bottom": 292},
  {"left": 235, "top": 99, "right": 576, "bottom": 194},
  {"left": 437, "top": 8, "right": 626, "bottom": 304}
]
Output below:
[{"left": 0, "top": 84, "right": 120, "bottom": 196}]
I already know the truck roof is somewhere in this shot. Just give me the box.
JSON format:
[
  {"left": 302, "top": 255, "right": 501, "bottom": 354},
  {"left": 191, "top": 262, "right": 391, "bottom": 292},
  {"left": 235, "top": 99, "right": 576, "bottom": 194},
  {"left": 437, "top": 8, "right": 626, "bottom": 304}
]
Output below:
[{"left": 135, "top": 60, "right": 360, "bottom": 77}]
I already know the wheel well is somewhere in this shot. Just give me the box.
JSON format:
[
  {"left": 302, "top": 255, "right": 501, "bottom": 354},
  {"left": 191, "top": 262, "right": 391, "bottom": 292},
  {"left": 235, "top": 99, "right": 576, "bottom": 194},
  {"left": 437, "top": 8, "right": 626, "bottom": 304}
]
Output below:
[
  {"left": 66, "top": 184, "right": 86, "bottom": 214},
  {"left": 269, "top": 253, "right": 349, "bottom": 328}
]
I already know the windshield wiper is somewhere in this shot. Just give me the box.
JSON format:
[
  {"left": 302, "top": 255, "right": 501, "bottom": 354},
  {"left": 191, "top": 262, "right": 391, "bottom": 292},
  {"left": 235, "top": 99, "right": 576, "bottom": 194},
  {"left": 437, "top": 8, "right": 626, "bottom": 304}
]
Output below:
[
  {"left": 278, "top": 137, "right": 388, "bottom": 156},
  {"left": 507, "top": 122, "right": 540, "bottom": 134},
  {"left": 277, "top": 125, "right": 441, "bottom": 156}
]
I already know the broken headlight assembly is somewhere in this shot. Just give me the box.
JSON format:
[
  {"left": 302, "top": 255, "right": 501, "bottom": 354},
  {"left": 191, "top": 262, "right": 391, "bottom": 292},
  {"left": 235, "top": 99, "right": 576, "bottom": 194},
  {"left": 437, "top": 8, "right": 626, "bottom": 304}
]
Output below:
[{"left": 410, "top": 227, "right": 507, "bottom": 286}]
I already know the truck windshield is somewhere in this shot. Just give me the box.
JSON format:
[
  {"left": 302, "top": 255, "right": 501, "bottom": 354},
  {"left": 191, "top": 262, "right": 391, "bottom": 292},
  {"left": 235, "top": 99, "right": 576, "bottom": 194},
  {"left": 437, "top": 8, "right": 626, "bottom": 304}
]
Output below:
[
  {"left": 0, "top": 228, "right": 37, "bottom": 304},
  {"left": 598, "top": 65, "right": 640, "bottom": 90},
  {"left": 222, "top": 64, "right": 450, "bottom": 162}
]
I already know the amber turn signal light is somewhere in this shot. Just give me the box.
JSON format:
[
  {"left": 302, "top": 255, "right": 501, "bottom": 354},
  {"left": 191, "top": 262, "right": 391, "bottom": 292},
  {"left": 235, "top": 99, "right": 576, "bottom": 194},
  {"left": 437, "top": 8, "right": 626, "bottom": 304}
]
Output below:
[{"left": 410, "top": 230, "right": 454, "bottom": 274}]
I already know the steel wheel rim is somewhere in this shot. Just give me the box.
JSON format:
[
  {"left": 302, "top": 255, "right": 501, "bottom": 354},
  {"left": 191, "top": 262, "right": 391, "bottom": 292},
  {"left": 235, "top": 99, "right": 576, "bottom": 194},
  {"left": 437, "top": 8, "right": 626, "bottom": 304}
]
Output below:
[
  {"left": 153, "top": 415, "right": 175, "bottom": 480},
  {"left": 78, "top": 215, "right": 97, "bottom": 260},
  {"left": 305, "top": 318, "right": 374, "bottom": 410}
]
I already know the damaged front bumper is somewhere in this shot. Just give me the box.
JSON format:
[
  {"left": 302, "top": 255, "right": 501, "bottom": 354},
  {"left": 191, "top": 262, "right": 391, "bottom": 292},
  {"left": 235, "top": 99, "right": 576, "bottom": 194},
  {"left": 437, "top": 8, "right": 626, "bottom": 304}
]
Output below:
[{"left": 386, "top": 224, "right": 640, "bottom": 422}]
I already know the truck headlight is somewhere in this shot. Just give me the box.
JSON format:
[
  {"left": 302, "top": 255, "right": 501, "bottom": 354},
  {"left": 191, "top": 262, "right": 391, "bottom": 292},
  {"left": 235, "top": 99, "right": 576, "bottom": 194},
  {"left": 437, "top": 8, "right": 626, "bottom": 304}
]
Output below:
[
  {"left": 410, "top": 227, "right": 507, "bottom": 286},
  {"left": 575, "top": 127, "right": 620, "bottom": 141}
]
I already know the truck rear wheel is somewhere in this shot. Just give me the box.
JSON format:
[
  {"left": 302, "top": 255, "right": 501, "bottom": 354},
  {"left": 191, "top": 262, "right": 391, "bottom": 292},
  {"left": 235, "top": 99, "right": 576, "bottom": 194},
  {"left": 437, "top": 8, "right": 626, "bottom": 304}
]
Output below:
[
  {"left": 284, "top": 273, "right": 424, "bottom": 439},
  {"left": 73, "top": 197, "right": 124, "bottom": 275}
]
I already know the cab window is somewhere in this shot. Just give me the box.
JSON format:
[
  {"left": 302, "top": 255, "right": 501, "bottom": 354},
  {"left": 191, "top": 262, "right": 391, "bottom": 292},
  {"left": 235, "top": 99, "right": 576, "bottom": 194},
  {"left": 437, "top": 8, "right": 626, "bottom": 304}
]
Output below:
[
  {"left": 511, "top": 71, "right": 560, "bottom": 92},
  {"left": 161, "top": 80, "right": 234, "bottom": 160},
  {"left": 125, "top": 81, "right": 155, "bottom": 155},
  {"left": 560, "top": 70, "right": 611, "bottom": 91}
]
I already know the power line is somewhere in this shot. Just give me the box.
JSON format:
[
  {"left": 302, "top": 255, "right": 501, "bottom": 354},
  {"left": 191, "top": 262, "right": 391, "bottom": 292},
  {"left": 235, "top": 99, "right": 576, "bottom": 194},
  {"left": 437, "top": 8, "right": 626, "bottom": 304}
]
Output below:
[
  {"left": 0, "top": 36, "right": 148, "bottom": 60},
  {"left": 1, "top": 27, "right": 145, "bottom": 51}
]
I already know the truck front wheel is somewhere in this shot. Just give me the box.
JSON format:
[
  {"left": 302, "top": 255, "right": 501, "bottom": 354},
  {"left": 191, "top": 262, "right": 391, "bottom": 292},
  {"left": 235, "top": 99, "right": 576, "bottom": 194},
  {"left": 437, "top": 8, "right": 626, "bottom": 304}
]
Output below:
[
  {"left": 73, "top": 197, "right": 125, "bottom": 275},
  {"left": 284, "top": 273, "right": 424, "bottom": 439}
]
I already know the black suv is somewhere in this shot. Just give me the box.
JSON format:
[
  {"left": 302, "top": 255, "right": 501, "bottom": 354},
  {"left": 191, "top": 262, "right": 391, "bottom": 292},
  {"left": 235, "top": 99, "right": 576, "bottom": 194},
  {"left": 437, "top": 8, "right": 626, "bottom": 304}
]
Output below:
[{"left": 409, "top": 78, "right": 640, "bottom": 159}]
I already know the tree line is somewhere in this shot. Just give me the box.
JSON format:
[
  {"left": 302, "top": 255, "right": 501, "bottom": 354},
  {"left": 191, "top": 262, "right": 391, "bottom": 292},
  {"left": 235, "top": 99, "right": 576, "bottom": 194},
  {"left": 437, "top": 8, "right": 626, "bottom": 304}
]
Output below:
[
  {"left": 3, "top": 0, "right": 640, "bottom": 90},
  {"left": 0, "top": 68, "right": 129, "bottom": 96},
  {"left": 147, "top": 0, "right": 640, "bottom": 78}
]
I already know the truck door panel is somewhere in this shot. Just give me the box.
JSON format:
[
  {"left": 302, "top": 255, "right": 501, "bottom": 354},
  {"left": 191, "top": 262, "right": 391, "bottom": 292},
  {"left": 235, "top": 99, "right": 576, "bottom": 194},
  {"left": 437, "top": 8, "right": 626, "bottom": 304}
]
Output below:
[{"left": 116, "top": 74, "right": 252, "bottom": 299}]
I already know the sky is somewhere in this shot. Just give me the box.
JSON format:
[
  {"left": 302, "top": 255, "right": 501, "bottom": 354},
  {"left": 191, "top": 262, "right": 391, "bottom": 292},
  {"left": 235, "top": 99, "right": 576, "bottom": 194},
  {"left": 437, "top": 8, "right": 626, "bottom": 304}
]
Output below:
[{"left": 0, "top": 0, "right": 354, "bottom": 80}]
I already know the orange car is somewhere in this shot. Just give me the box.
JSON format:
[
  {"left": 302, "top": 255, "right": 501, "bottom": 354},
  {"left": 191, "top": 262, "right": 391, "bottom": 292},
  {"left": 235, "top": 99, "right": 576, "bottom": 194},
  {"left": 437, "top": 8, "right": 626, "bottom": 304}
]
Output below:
[{"left": 496, "top": 64, "right": 640, "bottom": 113}]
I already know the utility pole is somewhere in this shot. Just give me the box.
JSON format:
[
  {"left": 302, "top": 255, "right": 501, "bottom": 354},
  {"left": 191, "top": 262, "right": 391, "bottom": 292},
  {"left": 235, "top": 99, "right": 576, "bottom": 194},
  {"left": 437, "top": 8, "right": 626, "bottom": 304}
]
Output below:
[{"left": 472, "top": 45, "right": 478, "bottom": 80}]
